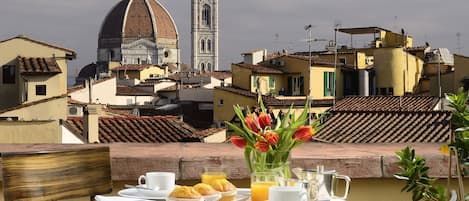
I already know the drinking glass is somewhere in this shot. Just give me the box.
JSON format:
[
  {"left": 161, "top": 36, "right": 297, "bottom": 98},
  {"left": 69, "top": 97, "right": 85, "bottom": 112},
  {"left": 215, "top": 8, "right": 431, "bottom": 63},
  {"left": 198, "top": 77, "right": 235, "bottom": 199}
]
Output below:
[
  {"left": 250, "top": 172, "right": 281, "bottom": 201},
  {"left": 201, "top": 166, "right": 227, "bottom": 184}
]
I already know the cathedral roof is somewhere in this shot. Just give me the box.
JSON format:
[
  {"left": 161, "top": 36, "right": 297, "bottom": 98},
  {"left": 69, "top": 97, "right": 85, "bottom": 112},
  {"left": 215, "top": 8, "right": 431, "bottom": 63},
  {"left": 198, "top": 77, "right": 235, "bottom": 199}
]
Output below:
[{"left": 99, "top": 0, "right": 178, "bottom": 41}]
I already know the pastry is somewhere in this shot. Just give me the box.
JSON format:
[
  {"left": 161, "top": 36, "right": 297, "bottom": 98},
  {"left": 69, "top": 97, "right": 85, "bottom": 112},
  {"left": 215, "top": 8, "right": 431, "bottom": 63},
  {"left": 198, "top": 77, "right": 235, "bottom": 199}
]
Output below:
[
  {"left": 168, "top": 186, "right": 202, "bottom": 199},
  {"left": 209, "top": 179, "right": 236, "bottom": 192},
  {"left": 209, "top": 179, "right": 237, "bottom": 201},
  {"left": 193, "top": 183, "right": 218, "bottom": 195}
]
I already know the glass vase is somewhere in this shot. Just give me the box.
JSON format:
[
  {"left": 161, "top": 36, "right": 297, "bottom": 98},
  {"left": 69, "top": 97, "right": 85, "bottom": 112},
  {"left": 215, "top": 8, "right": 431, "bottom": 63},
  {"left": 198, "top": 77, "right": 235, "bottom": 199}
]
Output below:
[{"left": 250, "top": 150, "right": 291, "bottom": 179}]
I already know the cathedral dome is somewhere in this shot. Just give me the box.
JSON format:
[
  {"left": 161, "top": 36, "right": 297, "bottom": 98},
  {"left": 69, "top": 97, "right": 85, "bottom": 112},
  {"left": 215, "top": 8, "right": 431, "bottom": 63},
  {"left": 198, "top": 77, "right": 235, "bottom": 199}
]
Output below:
[{"left": 99, "top": 0, "right": 178, "bottom": 48}]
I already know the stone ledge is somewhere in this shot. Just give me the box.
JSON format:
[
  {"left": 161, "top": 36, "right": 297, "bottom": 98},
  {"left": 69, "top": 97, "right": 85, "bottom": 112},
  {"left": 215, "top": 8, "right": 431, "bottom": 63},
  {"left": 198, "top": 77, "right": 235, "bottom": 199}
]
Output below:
[{"left": 0, "top": 143, "right": 450, "bottom": 181}]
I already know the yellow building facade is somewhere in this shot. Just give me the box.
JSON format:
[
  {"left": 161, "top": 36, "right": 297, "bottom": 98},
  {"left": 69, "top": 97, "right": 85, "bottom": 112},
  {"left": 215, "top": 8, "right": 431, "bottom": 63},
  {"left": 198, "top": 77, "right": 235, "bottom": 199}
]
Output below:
[
  {"left": 112, "top": 64, "right": 168, "bottom": 81},
  {"left": 0, "top": 36, "right": 75, "bottom": 143}
]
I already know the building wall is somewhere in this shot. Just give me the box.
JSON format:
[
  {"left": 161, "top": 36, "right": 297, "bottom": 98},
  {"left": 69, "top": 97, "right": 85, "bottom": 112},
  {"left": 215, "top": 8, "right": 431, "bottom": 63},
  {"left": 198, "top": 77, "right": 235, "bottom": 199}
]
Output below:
[
  {"left": 373, "top": 48, "right": 423, "bottom": 95},
  {"left": 310, "top": 67, "right": 337, "bottom": 99},
  {"left": 380, "top": 31, "right": 413, "bottom": 48},
  {"left": 429, "top": 73, "right": 454, "bottom": 97},
  {"left": 180, "top": 88, "right": 213, "bottom": 102},
  {"left": 0, "top": 96, "right": 67, "bottom": 121},
  {"left": 202, "top": 130, "right": 226, "bottom": 143},
  {"left": 232, "top": 65, "right": 252, "bottom": 90},
  {"left": 0, "top": 38, "right": 69, "bottom": 109},
  {"left": 70, "top": 78, "right": 116, "bottom": 105},
  {"left": 213, "top": 88, "right": 256, "bottom": 124},
  {"left": 22, "top": 74, "right": 63, "bottom": 103},
  {"left": 62, "top": 126, "right": 85, "bottom": 144},
  {"left": 250, "top": 74, "right": 284, "bottom": 95},
  {"left": 0, "top": 121, "right": 61, "bottom": 143},
  {"left": 453, "top": 54, "right": 469, "bottom": 90},
  {"left": 114, "top": 96, "right": 156, "bottom": 105}
]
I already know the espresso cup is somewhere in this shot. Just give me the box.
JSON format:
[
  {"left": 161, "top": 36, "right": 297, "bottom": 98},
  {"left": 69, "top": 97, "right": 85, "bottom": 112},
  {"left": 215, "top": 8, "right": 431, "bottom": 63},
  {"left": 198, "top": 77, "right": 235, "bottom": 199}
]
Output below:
[
  {"left": 269, "top": 186, "right": 307, "bottom": 201},
  {"left": 138, "top": 172, "right": 175, "bottom": 191}
]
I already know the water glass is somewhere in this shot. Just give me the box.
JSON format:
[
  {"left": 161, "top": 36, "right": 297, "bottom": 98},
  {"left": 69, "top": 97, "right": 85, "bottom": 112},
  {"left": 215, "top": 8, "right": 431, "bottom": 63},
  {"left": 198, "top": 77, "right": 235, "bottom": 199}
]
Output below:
[
  {"left": 250, "top": 172, "right": 281, "bottom": 201},
  {"left": 201, "top": 166, "right": 227, "bottom": 184}
]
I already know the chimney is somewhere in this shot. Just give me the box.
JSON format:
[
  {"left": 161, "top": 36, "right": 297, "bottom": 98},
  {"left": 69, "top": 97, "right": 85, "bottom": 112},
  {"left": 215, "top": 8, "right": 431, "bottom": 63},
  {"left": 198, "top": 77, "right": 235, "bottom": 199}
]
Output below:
[{"left": 83, "top": 104, "right": 101, "bottom": 143}]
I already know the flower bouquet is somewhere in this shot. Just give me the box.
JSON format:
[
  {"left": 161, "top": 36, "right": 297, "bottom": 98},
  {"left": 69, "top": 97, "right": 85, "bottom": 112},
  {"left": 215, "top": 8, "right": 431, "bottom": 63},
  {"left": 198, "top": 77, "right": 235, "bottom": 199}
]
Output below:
[{"left": 226, "top": 95, "right": 320, "bottom": 178}]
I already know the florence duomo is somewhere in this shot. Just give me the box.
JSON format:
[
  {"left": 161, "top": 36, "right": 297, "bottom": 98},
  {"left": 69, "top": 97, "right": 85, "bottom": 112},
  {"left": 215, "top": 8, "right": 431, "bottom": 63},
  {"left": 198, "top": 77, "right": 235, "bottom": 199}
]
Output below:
[{"left": 78, "top": 0, "right": 219, "bottom": 78}]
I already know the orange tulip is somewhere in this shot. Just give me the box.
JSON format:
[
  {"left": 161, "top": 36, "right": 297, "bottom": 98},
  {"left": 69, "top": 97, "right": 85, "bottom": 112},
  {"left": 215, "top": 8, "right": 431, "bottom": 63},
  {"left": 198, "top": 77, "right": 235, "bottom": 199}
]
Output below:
[
  {"left": 254, "top": 141, "right": 270, "bottom": 152},
  {"left": 230, "top": 136, "right": 247, "bottom": 148},
  {"left": 258, "top": 113, "right": 272, "bottom": 129},
  {"left": 264, "top": 131, "right": 279, "bottom": 145},
  {"left": 245, "top": 113, "right": 260, "bottom": 133},
  {"left": 293, "top": 126, "right": 314, "bottom": 142}
]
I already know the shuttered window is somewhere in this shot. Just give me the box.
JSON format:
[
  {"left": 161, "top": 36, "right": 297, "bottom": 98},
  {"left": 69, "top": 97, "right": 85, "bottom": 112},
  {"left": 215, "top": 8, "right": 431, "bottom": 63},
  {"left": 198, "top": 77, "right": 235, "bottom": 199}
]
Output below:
[{"left": 323, "top": 72, "right": 335, "bottom": 96}]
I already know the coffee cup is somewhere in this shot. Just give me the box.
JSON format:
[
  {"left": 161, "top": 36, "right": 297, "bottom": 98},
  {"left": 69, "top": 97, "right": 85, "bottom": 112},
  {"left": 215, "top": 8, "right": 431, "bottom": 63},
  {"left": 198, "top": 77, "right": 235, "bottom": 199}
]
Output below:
[
  {"left": 269, "top": 186, "right": 307, "bottom": 201},
  {"left": 138, "top": 172, "right": 175, "bottom": 191}
]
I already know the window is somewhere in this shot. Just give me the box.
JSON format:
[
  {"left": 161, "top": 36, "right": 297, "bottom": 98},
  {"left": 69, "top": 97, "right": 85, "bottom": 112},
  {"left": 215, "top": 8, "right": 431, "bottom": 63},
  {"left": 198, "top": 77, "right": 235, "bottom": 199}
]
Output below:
[
  {"left": 200, "top": 63, "right": 205, "bottom": 72},
  {"left": 2, "top": 65, "right": 15, "bottom": 84},
  {"left": 202, "top": 4, "right": 211, "bottom": 26},
  {"left": 201, "top": 39, "right": 205, "bottom": 52},
  {"left": 207, "top": 39, "right": 212, "bottom": 52},
  {"left": 323, "top": 72, "right": 335, "bottom": 96},
  {"left": 164, "top": 51, "right": 169, "bottom": 58},
  {"left": 379, "top": 88, "right": 387, "bottom": 95},
  {"left": 207, "top": 63, "right": 212, "bottom": 71},
  {"left": 339, "top": 58, "right": 346, "bottom": 65},
  {"left": 36, "top": 85, "right": 46, "bottom": 96},
  {"left": 219, "top": 99, "right": 224, "bottom": 105},
  {"left": 388, "top": 88, "right": 394, "bottom": 96},
  {"left": 253, "top": 75, "right": 258, "bottom": 88},
  {"left": 269, "top": 76, "right": 275, "bottom": 89}
]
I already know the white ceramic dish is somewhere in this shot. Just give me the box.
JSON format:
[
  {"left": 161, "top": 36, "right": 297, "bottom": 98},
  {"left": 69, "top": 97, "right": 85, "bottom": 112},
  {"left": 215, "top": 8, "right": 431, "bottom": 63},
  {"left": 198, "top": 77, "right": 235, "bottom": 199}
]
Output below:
[
  {"left": 166, "top": 198, "right": 203, "bottom": 201},
  {"left": 118, "top": 185, "right": 175, "bottom": 200},
  {"left": 202, "top": 192, "right": 222, "bottom": 201}
]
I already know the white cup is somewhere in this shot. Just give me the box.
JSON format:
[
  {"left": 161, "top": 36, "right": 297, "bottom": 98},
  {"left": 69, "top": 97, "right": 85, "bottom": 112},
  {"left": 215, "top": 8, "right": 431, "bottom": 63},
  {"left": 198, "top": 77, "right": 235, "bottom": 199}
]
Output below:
[
  {"left": 138, "top": 172, "right": 175, "bottom": 191},
  {"left": 269, "top": 186, "right": 307, "bottom": 201}
]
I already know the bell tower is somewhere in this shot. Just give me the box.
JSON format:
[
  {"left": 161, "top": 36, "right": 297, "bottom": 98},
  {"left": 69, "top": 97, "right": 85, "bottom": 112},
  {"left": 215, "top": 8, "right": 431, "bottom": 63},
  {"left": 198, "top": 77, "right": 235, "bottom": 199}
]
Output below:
[{"left": 192, "top": 0, "right": 218, "bottom": 72}]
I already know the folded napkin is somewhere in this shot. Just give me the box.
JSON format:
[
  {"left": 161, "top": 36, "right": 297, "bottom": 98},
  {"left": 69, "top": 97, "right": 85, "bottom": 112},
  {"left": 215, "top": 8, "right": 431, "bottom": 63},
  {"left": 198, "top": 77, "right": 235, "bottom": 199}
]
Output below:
[{"left": 95, "top": 195, "right": 153, "bottom": 201}]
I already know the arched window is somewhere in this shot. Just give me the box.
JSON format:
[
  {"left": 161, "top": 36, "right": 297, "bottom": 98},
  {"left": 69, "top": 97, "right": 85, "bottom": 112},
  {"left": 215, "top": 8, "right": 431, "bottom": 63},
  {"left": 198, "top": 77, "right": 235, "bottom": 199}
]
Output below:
[
  {"left": 207, "top": 39, "right": 211, "bottom": 52},
  {"left": 207, "top": 63, "right": 212, "bottom": 72},
  {"left": 200, "top": 63, "right": 205, "bottom": 72},
  {"left": 202, "top": 4, "right": 211, "bottom": 26},
  {"left": 201, "top": 39, "right": 205, "bottom": 52}
]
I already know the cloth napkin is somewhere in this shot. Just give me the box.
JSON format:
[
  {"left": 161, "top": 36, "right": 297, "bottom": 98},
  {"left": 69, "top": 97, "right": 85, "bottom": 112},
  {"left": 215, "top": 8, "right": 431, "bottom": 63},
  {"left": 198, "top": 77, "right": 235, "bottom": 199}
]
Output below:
[{"left": 94, "top": 195, "right": 154, "bottom": 201}]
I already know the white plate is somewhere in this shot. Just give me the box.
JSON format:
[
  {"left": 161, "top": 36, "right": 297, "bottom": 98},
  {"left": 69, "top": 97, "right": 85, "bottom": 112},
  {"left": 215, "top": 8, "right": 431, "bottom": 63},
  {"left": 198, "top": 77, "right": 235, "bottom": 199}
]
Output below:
[
  {"left": 118, "top": 188, "right": 172, "bottom": 200},
  {"left": 235, "top": 188, "right": 251, "bottom": 201}
]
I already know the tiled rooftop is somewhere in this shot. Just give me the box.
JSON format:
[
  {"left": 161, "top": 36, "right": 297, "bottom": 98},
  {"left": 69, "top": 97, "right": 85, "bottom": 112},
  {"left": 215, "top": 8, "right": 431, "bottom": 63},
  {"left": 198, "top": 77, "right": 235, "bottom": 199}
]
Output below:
[
  {"left": 233, "top": 63, "right": 284, "bottom": 74},
  {"left": 168, "top": 71, "right": 232, "bottom": 81},
  {"left": 113, "top": 64, "right": 159, "bottom": 71},
  {"left": 64, "top": 116, "right": 220, "bottom": 143},
  {"left": 116, "top": 86, "right": 154, "bottom": 96},
  {"left": 0, "top": 35, "right": 76, "bottom": 56},
  {"left": 0, "top": 94, "right": 67, "bottom": 114},
  {"left": 315, "top": 111, "right": 451, "bottom": 143},
  {"left": 332, "top": 96, "right": 439, "bottom": 112},
  {"left": 17, "top": 56, "right": 62, "bottom": 75}
]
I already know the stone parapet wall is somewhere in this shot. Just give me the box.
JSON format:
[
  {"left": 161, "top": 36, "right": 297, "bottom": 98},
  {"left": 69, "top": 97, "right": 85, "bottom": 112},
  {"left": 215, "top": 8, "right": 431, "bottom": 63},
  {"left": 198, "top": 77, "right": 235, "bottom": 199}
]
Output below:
[{"left": 0, "top": 143, "right": 450, "bottom": 181}]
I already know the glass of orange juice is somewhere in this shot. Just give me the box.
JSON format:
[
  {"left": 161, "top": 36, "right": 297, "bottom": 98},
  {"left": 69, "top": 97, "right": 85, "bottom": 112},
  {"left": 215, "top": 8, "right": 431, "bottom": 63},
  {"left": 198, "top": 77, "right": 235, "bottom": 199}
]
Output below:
[
  {"left": 251, "top": 172, "right": 280, "bottom": 201},
  {"left": 201, "top": 166, "right": 227, "bottom": 184}
]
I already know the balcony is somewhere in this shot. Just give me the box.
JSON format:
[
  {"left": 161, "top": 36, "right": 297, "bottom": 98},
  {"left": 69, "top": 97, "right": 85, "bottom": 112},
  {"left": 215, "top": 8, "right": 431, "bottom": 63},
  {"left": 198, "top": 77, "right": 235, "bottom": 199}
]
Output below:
[{"left": 0, "top": 143, "right": 466, "bottom": 201}]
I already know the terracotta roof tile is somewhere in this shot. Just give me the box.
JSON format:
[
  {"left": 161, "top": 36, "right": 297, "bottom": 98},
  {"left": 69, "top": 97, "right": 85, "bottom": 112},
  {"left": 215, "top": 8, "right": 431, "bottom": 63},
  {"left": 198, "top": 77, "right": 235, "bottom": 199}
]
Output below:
[
  {"left": 234, "top": 63, "right": 284, "bottom": 74},
  {"left": 333, "top": 96, "right": 439, "bottom": 112},
  {"left": 314, "top": 111, "right": 451, "bottom": 143},
  {"left": 191, "top": 128, "right": 225, "bottom": 139},
  {"left": 64, "top": 116, "right": 206, "bottom": 143},
  {"left": 168, "top": 71, "right": 232, "bottom": 81},
  {"left": 0, "top": 35, "right": 76, "bottom": 56},
  {"left": 17, "top": 56, "right": 62, "bottom": 75},
  {"left": 116, "top": 86, "right": 154, "bottom": 96},
  {"left": 113, "top": 64, "right": 158, "bottom": 71},
  {"left": 148, "top": 0, "right": 177, "bottom": 39}
]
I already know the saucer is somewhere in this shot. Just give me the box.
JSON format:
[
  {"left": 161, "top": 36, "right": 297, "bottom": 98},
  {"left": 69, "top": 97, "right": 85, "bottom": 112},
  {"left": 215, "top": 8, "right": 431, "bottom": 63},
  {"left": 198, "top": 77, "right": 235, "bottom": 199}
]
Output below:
[{"left": 118, "top": 185, "right": 174, "bottom": 200}]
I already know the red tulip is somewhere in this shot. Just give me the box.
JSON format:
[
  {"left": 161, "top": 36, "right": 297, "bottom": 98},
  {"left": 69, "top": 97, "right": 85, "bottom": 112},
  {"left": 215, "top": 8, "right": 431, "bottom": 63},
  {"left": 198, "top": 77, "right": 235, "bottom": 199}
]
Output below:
[
  {"left": 254, "top": 141, "right": 270, "bottom": 152},
  {"left": 258, "top": 113, "right": 272, "bottom": 129},
  {"left": 230, "top": 136, "right": 247, "bottom": 148},
  {"left": 293, "top": 126, "right": 314, "bottom": 142},
  {"left": 245, "top": 113, "right": 260, "bottom": 133},
  {"left": 264, "top": 131, "right": 279, "bottom": 145}
]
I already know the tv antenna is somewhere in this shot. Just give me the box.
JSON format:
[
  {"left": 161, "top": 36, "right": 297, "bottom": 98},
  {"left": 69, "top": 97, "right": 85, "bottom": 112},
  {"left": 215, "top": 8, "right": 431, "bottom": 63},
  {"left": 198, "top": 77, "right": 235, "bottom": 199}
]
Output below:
[{"left": 456, "top": 32, "right": 462, "bottom": 54}]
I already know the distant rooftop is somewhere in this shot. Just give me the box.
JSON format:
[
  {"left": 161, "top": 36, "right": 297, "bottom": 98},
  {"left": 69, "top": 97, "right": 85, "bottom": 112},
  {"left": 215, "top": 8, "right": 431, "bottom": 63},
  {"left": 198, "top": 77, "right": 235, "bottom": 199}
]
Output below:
[
  {"left": 332, "top": 96, "right": 439, "bottom": 112},
  {"left": 337, "top": 27, "right": 393, "bottom": 35},
  {"left": 64, "top": 116, "right": 221, "bottom": 143}
]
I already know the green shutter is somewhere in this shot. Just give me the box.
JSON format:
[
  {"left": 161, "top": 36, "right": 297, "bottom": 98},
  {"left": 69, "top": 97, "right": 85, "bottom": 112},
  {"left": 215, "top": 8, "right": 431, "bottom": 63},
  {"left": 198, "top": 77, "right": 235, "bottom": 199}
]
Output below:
[
  {"left": 332, "top": 72, "right": 336, "bottom": 96},
  {"left": 253, "top": 76, "right": 257, "bottom": 88},
  {"left": 323, "top": 72, "right": 328, "bottom": 96},
  {"left": 269, "top": 76, "right": 274, "bottom": 88}
]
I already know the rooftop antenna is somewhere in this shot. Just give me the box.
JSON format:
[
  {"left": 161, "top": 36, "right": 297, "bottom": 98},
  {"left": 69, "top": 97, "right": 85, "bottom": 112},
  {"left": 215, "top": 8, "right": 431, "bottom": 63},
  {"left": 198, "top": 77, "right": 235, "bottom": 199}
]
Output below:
[
  {"left": 392, "top": 16, "right": 398, "bottom": 32},
  {"left": 456, "top": 32, "right": 462, "bottom": 54},
  {"left": 274, "top": 33, "right": 280, "bottom": 52}
]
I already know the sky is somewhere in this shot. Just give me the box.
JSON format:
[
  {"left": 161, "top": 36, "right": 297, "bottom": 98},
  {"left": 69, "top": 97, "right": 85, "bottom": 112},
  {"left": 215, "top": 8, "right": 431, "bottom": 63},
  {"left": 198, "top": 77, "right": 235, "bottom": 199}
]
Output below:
[{"left": 1, "top": 0, "right": 468, "bottom": 85}]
